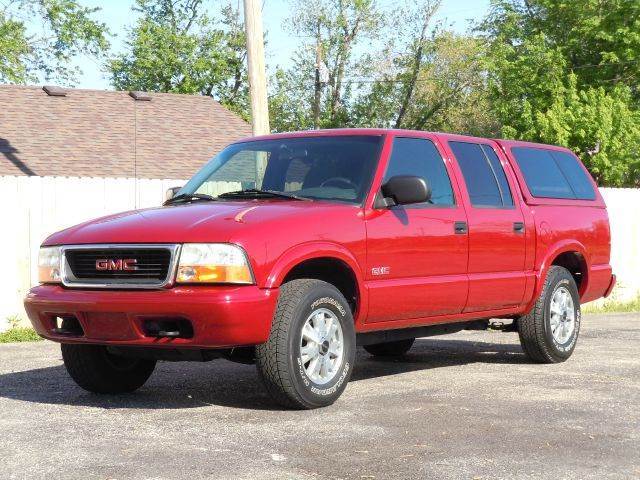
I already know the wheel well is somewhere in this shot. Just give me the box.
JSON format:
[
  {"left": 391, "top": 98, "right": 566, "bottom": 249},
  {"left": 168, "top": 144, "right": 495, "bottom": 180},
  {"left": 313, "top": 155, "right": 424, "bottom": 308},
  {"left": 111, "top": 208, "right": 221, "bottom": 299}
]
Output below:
[
  {"left": 282, "top": 257, "right": 359, "bottom": 315},
  {"left": 551, "top": 251, "right": 587, "bottom": 291}
]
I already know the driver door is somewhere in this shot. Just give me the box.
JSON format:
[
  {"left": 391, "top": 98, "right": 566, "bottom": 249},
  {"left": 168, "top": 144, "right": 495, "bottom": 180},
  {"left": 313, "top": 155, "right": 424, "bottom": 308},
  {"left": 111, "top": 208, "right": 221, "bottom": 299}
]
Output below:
[{"left": 365, "top": 136, "right": 469, "bottom": 323}]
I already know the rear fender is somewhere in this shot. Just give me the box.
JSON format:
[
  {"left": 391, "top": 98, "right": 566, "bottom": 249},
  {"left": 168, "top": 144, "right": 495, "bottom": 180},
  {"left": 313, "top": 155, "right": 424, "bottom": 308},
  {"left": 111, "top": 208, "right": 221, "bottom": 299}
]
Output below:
[{"left": 526, "top": 240, "right": 589, "bottom": 311}]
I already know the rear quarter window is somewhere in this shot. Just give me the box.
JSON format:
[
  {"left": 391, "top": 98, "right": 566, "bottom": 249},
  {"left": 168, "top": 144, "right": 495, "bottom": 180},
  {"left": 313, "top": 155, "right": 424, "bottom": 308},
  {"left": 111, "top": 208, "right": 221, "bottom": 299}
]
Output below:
[{"left": 511, "top": 147, "right": 596, "bottom": 200}]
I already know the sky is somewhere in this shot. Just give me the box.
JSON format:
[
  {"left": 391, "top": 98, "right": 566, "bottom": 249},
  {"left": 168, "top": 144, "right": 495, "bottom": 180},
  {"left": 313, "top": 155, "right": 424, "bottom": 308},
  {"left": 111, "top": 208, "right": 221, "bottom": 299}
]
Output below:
[{"left": 74, "top": 0, "right": 490, "bottom": 90}]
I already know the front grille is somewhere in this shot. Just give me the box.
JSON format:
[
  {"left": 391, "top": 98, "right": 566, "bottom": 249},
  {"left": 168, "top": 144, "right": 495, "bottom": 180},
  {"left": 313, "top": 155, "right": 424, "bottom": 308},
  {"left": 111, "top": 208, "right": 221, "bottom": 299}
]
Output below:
[{"left": 64, "top": 246, "right": 175, "bottom": 287}]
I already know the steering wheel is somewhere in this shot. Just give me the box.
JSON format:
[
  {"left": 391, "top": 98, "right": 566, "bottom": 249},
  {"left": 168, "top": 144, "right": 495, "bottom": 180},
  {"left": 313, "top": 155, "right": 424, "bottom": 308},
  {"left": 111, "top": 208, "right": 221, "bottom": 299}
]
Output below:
[{"left": 320, "top": 177, "right": 357, "bottom": 190}]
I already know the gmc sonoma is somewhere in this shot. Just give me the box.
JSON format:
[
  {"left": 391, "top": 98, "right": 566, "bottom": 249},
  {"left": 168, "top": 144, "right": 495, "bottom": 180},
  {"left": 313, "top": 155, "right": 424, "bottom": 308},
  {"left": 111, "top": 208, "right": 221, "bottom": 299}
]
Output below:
[{"left": 24, "top": 129, "right": 615, "bottom": 409}]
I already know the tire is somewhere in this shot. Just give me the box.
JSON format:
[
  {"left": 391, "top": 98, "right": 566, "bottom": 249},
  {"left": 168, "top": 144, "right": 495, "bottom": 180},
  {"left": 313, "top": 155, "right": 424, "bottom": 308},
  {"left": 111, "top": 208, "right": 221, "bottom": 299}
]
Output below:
[
  {"left": 518, "top": 266, "right": 581, "bottom": 363},
  {"left": 363, "top": 338, "right": 414, "bottom": 357},
  {"left": 256, "top": 279, "right": 356, "bottom": 409},
  {"left": 61, "top": 344, "right": 156, "bottom": 393}
]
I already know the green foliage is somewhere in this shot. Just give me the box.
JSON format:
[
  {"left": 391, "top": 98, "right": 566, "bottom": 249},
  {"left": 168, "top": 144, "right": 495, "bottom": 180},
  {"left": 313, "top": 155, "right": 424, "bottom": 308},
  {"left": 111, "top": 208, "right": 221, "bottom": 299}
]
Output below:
[
  {"left": 521, "top": 0, "right": 640, "bottom": 92},
  {"left": 270, "top": 1, "right": 499, "bottom": 136},
  {"left": 352, "top": 32, "right": 499, "bottom": 136},
  {"left": 269, "top": 65, "right": 316, "bottom": 132},
  {"left": 481, "top": 0, "right": 640, "bottom": 186},
  {"left": 270, "top": 0, "right": 385, "bottom": 131},
  {"left": 0, "top": 320, "right": 42, "bottom": 343},
  {"left": 530, "top": 78, "right": 640, "bottom": 186},
  {"left": 583, "top": 295, "right": 640, "bottom": 314},
  {"left": 109, "top": 0, "right": 249, "bottom": 118},
  {"left": 0, "top": 0, "right": 109, "bottom": 84}
]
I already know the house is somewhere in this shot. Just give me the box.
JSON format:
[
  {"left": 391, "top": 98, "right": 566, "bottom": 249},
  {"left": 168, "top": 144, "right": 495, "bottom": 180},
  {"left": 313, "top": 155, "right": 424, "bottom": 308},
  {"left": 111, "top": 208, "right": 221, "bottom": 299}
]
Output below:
[
  {"left": 0, "top": 85, "right": 252, "bottom": 179},
  {"left": 0, "top": 85, "right": 253, "bottom": 329}
]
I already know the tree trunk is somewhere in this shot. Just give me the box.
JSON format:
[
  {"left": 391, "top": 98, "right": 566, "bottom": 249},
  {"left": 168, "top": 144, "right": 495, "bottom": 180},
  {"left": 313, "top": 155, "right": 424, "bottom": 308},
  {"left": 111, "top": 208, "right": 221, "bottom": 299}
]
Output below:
[
  {"left": 330, "top": 0, "right": 360, "bottom": 122},
  {"left": 395, "top": 1, "right": 440, "bottom": 129}
]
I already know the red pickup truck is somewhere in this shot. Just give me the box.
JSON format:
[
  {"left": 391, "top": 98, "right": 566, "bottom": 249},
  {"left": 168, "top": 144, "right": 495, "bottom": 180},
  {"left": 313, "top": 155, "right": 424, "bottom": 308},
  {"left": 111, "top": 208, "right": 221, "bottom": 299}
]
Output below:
[{"left": 25, "top": 129, "right": 615, "bottom": 409}]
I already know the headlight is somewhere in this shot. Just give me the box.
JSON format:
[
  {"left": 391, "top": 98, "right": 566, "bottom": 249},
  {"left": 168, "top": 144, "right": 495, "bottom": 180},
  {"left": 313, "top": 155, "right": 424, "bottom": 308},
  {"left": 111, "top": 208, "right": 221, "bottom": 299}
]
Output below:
[
  {"left": 176, "top": 244, "right": 254, "bottom": 284},
  {"left": 38, "top": 246, "right": 62, "bottom": 283}
]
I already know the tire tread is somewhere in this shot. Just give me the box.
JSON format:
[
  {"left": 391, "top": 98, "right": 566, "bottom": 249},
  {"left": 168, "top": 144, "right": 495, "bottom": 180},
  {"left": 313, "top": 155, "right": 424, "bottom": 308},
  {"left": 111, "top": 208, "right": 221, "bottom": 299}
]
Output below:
[
  {"left": 256, "top": 279, "right": 353, "bottom": 409},
  {"left": 61, "top": 344, "right": 156, "bottom": 393},
  {"left": 518, "top": 266, "right": 578, "bottom": 364}
]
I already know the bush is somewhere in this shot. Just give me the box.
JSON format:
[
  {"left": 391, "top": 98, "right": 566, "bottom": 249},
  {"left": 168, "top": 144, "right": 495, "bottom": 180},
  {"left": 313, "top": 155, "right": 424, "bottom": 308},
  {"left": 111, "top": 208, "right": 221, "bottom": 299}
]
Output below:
[{"left": 0, "top": 327, "right": 42, "bottom": 343}]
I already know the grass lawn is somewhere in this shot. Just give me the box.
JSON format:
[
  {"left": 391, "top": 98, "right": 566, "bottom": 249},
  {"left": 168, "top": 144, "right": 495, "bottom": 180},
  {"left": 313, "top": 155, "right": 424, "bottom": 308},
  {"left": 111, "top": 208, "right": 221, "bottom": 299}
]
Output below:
[
  {"left": 0, "top": 327, "right": 43, "bottom": 343},
  {"left": 583, "top": 296, "right": 640, "bottom": 314}
]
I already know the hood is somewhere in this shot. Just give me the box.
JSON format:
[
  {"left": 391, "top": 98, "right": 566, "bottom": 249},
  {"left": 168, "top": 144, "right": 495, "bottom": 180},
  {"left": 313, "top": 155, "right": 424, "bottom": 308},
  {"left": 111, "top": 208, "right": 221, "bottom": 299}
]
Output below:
[{"left": 43, "top": 200, "right": 355, "bottom": 245}]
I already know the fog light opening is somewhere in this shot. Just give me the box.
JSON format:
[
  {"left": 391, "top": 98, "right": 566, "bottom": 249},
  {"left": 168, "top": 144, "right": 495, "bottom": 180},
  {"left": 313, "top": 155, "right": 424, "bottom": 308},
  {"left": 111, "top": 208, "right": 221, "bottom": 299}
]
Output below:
[
  {"left": 52, "top": 315, "right": 84, "bottom": 336},
  {"left": 142, "top": 318, "right": 194, "bottom": 339}
]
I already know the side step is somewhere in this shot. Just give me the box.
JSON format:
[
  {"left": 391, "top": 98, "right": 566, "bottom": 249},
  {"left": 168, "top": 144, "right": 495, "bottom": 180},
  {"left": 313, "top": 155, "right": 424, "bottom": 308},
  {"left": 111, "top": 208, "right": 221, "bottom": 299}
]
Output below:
[{"left": 356, "top": 320, "right": 488, "bottom": 346}]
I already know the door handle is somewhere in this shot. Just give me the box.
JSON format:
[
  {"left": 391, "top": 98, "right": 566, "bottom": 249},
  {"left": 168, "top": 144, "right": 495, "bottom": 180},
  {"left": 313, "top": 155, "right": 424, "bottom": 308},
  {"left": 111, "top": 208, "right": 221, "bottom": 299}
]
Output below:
[
  {"left": 513, "top": 222, "right": 525, "bottom": 234},
  {"left": 454, "top": 221, "right": 468, "bottom": 234}
]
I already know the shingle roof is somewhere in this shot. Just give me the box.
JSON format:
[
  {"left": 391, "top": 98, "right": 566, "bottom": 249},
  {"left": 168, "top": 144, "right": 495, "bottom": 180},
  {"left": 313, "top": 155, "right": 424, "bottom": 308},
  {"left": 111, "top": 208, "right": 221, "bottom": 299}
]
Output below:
[{"left": 0, "top": 85, "right": 252, "bottom": 179}]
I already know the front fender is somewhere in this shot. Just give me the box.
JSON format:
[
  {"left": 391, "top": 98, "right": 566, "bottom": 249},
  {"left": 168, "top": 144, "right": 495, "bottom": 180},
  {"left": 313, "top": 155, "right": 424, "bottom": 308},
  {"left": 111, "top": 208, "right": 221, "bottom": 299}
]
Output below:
[{"left": 264, "top": 241, "right": 368, "bottom": 322}]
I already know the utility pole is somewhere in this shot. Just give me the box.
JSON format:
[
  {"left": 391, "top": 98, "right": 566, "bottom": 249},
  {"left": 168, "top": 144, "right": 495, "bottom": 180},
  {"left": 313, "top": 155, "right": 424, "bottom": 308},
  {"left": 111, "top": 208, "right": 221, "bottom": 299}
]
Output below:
[
  {"left": 243, "top": 0, "right": 270, "bottom": 136},
  {"left": 313, "top": 21, "right": 322, "bottom": 129}
]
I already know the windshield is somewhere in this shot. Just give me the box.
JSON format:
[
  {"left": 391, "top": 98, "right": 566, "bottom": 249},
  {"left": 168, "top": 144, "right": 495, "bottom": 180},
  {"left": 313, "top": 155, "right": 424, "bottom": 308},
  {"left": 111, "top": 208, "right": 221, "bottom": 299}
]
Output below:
[{"left": 178, "top": 135, "right": 383, "bottom": 204}]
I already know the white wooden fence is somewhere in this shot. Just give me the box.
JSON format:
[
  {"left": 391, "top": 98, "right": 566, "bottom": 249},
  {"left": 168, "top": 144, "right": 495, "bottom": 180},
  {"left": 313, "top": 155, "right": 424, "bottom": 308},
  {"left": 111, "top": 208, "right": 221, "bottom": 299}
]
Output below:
[
  {"left": 0, "top": 177, "right": 637, "bottom": 330},
  {"left": 0, "top": 176, "right": 183, "bottom": 329}
]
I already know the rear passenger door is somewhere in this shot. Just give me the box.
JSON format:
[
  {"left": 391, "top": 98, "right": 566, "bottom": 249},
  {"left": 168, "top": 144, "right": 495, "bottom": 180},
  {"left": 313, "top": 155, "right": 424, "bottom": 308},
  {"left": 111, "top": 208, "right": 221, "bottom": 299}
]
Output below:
[{"left": 447, "top": 141, "right": 527, "bottom": 312}]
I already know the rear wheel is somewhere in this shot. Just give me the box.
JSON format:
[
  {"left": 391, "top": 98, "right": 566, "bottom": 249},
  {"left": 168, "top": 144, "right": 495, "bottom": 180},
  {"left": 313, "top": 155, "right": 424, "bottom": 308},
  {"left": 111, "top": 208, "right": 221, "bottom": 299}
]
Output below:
[
  {"left": 256, "top": 279, "right": 355, "bottom": 409},
  {"left": 61, "top": 344, "right": 156, "bottom": 393},
  {"left": 363, "top": 338, "right": 414, "bottom": 357},
  {"left": 518, "top": 266, "right": 581, "bottom": 363}
]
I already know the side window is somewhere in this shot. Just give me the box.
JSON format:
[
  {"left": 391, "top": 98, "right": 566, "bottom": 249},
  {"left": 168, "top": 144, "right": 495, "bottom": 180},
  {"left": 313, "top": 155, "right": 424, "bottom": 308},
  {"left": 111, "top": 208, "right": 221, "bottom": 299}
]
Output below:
[
  {"left": 384, "top": 137, "right": 455, "bottom": 206},
  {"left": 511, "top": 147, "right": 595, "bottom": 200},
  {"left": 480, "top": 145, "right": 514, "bottom": 206},
  {"left": 550, "top": 151, "right": 596, "bottom": 200},
  {"left": 449, "top": 141, "right": 513, "bottom": 208}
]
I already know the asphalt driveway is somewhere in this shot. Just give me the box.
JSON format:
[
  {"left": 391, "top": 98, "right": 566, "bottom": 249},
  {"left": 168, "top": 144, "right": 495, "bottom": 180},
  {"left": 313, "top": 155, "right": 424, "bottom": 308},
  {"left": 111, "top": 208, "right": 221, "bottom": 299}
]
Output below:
[{"left": 1, "top": 313, "right": 638, "bottom": 480}]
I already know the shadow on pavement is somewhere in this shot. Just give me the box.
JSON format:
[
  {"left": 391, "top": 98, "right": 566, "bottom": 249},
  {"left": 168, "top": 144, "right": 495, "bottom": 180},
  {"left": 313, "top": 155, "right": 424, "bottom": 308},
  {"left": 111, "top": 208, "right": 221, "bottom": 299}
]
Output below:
[
  {"left": 0, "top": 338, "right": 526, "bottom": 410},
  {"left": 351, "top": 338, "right": 527, "bottom": 382}
]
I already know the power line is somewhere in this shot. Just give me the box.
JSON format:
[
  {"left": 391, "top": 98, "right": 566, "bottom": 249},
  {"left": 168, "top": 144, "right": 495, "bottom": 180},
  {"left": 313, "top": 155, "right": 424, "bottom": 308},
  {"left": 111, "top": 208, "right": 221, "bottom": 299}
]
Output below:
[{"left": 336, "top": 59, "right": 640, "bottom": 85}]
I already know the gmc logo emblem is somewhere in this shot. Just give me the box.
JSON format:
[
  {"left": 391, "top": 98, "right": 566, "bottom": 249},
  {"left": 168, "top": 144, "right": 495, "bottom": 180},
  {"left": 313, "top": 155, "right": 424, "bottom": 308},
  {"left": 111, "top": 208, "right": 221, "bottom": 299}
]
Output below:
[{"left": 95, "top": 259, "right": 138, "bottom": 271}]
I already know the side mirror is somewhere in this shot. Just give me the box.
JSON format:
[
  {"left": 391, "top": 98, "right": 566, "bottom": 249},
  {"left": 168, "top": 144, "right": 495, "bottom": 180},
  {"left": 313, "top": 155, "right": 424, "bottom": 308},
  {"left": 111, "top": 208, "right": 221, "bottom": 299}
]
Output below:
[
  {"left": 165, "top": 186, "right": 183, "bottom": 201},
  {"left": 379, "top": 175, "right": 430, "bottom": 207}
]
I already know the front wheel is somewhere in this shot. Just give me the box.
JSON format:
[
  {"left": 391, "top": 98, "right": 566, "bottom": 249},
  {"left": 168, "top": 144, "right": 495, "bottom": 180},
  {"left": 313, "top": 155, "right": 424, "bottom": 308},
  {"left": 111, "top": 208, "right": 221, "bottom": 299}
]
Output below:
[
  {"left": 61, "top": 344, "right": 156, "bottom": 393},
  {"left": 518, "top": 266, "right": 581, "bottom": 363},
  {"left": 256, "top": 279, "right": 356, "bottom": 409}
]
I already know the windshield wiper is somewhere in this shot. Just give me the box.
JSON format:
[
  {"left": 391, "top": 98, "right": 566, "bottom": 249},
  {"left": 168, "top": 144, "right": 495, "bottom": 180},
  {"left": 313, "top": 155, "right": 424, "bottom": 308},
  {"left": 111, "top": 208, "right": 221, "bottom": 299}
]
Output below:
[
  {"left": 163, "top": 193, "right": 217, "bottom": 206},
  {"left": 218, "top": 189, "right": 311, "bottom": 201}
]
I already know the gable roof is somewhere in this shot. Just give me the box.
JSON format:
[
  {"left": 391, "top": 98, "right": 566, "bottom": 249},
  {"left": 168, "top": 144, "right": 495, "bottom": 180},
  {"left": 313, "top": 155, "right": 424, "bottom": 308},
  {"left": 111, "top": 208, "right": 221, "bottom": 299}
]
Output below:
[{"left": 0, "top": 85, "right": 252, "bottom": 179}]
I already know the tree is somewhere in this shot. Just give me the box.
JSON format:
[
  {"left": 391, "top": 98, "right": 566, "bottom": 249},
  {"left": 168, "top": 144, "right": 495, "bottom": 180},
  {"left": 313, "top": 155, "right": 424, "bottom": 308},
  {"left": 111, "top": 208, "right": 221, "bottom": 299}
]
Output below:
[
  {"left": 0, "top": 0, "right": 109, "bottom": 84},
  {"left": 392, "top": 0, "right": 441, "bottom": 129},
  {"left": 510, "top": 0, "right": 640, "bottom": 94},
  {"left": 352, "top": 31, "right": 498, "bottom": 136},
  {"left": 480, "top": 0, "right": 640, "bottom": 186},
  {"left": 109, "top": 0, "right": 249, "bottom": 118},
  {"left": 269, "top": 0, "right": 384, "bottom": 131},
  {"left": 514, "top": 76, "right": 640, "bottom": 187},
  {"left": 270, "top": 0, "right": 497, "bottom": 137}
]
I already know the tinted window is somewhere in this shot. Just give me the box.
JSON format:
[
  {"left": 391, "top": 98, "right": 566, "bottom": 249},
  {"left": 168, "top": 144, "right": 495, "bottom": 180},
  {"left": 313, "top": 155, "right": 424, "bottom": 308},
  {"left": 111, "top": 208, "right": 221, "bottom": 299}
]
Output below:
[
  {"left": 181, "top": 136, "right": 382, "bottom": 204},
  {"left": 449, "top": 141, "right": 511, "bottom": 207},
  {"left": 550, "top": 151, "right": 596, "bottom": 200},
  {"left": 481, "top": 144, "right": 514, "bottom": 206},
  {"left": 384, "top": 137, "right": 454, "bottom": 206},
  {"left": 511, "top": 147, "right": 595, "bottom": 200}
]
